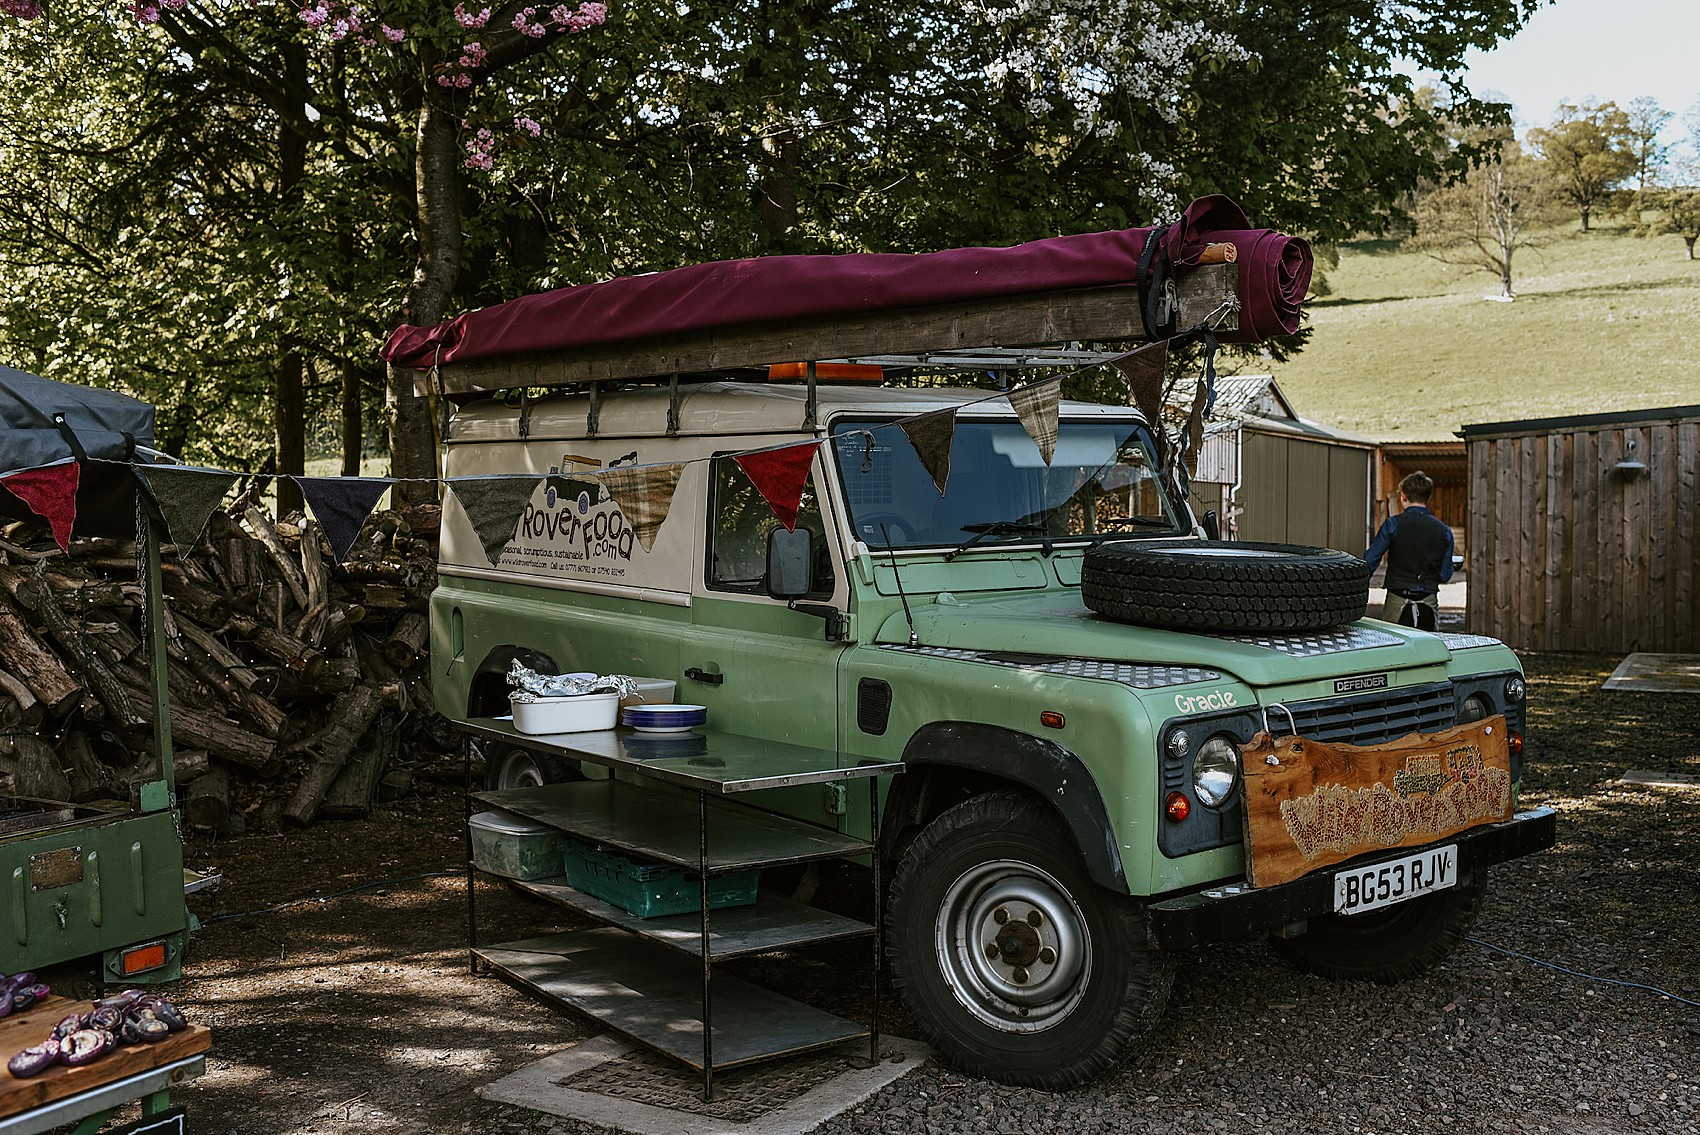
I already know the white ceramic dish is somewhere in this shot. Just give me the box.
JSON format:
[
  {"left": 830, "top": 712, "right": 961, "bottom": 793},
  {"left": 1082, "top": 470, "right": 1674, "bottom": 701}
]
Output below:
[
  {"left": 511, "top": 691, "right": 620, "bottom": 734},
  {"left": 628, "top": 723, "right": 701, "bottom": 734}
]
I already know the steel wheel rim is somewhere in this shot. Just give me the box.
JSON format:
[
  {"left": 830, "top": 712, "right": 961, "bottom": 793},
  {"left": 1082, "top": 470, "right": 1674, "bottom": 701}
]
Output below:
[
  {"left": 494, "top": 750, "right": 546, "bottom": 789},
  {"left": 936, "top": 859, "right": 1090, "bottom": 1033}
]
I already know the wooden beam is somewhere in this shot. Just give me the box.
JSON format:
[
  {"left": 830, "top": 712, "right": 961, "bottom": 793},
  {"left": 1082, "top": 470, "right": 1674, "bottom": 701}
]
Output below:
[{"left": 425, "top": 271, "right": 1240, "bottom": 397}]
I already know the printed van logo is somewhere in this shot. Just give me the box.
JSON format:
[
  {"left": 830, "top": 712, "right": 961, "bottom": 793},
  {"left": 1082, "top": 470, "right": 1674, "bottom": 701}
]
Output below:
[
  {"left": 518, "top": 501, "right": 636, "bottom": 561},
  {"left": 1173, "top": 690, "right": 1237, "bottom": 714},
  {"left": 1334, "top": 673, "right": 1389, "bottom": 694}
]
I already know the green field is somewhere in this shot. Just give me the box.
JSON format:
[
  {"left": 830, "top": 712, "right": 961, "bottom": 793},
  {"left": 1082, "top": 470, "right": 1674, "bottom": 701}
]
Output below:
[{"left": 1267, "top": 225, "right": 1700, "bottom": 442}]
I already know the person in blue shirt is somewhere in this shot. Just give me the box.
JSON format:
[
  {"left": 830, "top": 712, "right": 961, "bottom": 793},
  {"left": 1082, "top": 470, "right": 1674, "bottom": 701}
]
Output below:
[{"left": 1364, "top": 471, "right": 1454, "bottom": 631}]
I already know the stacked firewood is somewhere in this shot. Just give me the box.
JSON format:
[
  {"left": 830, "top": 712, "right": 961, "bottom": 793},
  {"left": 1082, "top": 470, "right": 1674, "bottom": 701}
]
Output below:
[{"left": 0, "top": 503, "right": 453, "bottom": 830}]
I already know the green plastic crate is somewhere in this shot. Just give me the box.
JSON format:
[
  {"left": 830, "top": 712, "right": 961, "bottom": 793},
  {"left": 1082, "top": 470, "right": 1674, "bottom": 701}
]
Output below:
[{"left": 563, "top": 839, "right": 759, "bottom": 918}]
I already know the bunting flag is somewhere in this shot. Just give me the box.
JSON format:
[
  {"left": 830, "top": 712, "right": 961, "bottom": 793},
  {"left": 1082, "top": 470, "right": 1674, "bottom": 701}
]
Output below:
[
  {"left": 1181, "top": 374, "right": 1210, "bottom": 476},
  {"left": 292, "top": 476, "right": 395, "bottom": 564},
  {"left": 134, "top": 465, "right": 242, "bottom": 551},
  {"left": 900, "top": 411, "right": 956, "bottom": 496},
  {"left": 733, "top": 442, "right": 821, "bottom": 532},
  {"left": 449, "top": 474, "right": 543, "bottom": 564},
  {"left": 1113, "top": 340, "right": 1169, "bottom": 431},
  {"left": 598, "top": 463, "right": 685, "bottom": 552},
  {"left": 1006, "top": 380, "right": 1060, "bottom": 465},
  {"left": 0, "top": 461, "right": 81, "bottom": 551}
]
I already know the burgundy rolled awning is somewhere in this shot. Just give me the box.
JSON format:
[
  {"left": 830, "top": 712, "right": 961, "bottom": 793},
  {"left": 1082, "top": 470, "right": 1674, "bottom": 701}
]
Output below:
[{"left": 381, "top": 195, "right": 1311, "bottom": 371}]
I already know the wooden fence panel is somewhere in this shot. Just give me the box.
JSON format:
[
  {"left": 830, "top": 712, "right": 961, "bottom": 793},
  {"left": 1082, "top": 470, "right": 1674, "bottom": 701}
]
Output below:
[{"left": 1466, "top": 411, "right": 1700, "bottom": 652}]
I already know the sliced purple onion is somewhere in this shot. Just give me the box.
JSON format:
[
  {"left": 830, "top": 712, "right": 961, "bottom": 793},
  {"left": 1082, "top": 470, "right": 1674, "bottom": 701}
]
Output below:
[
  {"left": 7, "top": 1041, "right": 59, "bottom": 1078},
  {"left": 58, "top": 1029, "right": 114, "bottom": 1067}
]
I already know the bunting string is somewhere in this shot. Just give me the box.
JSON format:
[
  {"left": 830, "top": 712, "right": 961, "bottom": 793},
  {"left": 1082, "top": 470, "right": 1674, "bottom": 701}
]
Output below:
[{"left": 17, "top": 344, "right": 1181, "bottom": 558}]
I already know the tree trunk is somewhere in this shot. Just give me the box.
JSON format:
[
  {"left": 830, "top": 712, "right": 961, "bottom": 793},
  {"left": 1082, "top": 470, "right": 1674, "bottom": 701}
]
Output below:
[
  {"left": 341, "top": 358, "right": 363, "bottom": 476},
  {"left": 1580, "top": 207, "right": 1590, "bottom": 232},
  {"left": 1686, "top": 236, "right": 1696, "bottom": 260},
  {"left": 387, "top": 94, "right": 465, "bottom": 505},
  {"left": 275, "top": 41, "right": 309, "bottom": 520}
]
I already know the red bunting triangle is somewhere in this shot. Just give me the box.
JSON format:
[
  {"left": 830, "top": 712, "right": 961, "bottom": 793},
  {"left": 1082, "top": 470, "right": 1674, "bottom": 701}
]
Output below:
[
  {"left": 1, "top": 462, "right": 81, "bottom": 551},
  {"left": 733, "top": 443, "right": 821, "bottom": 532}
]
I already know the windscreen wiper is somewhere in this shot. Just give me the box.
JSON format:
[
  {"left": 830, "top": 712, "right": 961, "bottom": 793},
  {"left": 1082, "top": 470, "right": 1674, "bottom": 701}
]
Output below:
[{"left": 944, "top": 521, "right": 1049, "bottom": 561}]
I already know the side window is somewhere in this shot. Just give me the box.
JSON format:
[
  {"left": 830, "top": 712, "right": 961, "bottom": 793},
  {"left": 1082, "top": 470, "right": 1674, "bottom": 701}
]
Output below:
[{"left": 708, "top": 457, "right": 835, "bottom": 598}]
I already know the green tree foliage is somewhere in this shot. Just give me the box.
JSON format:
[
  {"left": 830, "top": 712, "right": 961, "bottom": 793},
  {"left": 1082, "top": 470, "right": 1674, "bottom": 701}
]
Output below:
[
  {"left": 1528, "top": 101, "right": 1638, "bottom": 232},
  {"left": 1642, "top": 189, "right": 1700, "bottom": 260},
  {"left": 1410, "top": 135, "right": 1559, "bottom": 300},
  {"left": 0, "top": 0, "right": 1546, "bottom": 479},
  {"left": 1624, "top": 96, "right": 1673, "bottom": 195}
]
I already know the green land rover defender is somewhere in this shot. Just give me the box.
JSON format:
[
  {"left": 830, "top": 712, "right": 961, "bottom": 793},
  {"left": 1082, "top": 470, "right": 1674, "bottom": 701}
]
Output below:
[{"left": 433, "top": 375, "right": 1556, "bottom": 1087}]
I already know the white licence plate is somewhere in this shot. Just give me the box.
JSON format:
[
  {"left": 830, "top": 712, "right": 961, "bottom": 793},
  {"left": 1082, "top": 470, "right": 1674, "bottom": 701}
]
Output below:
[{"left": 1332, "top": 844, "right": 1458, "bottom": 915}]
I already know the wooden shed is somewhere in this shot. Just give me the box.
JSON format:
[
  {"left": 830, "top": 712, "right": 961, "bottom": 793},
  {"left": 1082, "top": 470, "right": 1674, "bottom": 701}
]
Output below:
[
  {"left": 1461, "top": 405, "right": 1700, "bottom": 652},
  {"left": 1192, "top": 376, "right": 1376, "bottom": 552}
]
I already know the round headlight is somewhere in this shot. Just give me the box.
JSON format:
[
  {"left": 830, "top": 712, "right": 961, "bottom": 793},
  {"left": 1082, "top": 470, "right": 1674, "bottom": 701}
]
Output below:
[
  {"left": 1192, "top": 735, "right": 1240, "bottom": 808},
  {"left": 1458, "top": 693, "right": 1491, "bottom": 724},
  {"left": 1504, "top": 675, "right": 1525, "bottom": 704}
]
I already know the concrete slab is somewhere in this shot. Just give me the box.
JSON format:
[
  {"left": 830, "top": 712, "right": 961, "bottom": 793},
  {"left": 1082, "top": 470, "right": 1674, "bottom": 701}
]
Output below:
[
  {"left": 1602, "top": 653, "right": 1700, "bottom": 694},
  {"left": 479, "top": 1034, "right": 930, "bottom": 1135}
]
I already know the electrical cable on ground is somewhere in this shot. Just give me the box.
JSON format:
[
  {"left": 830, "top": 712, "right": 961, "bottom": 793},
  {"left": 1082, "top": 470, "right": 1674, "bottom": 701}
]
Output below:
[
  {"left": 1470, "top": 937, "right": 1700, "bottom": 1009},
  {"left": 201, "top": 870, "right": 461, "bottom": 924}
]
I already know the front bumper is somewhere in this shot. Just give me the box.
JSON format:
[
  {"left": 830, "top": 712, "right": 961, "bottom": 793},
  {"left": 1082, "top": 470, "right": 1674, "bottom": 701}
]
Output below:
[{"left": 1145, "top": 806, "right": 1557, "bottom": 950}]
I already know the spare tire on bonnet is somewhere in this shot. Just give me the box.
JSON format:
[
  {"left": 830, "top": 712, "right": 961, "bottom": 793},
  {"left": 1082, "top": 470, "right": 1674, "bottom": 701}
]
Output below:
[{"left": 1080, "top": 540, "right": 1370, "bottom": 633}]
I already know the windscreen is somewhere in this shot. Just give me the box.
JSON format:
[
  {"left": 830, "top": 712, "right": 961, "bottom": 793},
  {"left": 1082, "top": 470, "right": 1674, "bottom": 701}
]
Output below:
[{"left": 830, "top": 417, "right": 1182, "bottom": 550}]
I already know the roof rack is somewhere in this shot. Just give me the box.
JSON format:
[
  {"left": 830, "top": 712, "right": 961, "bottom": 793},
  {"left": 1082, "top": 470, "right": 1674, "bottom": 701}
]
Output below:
[{"left": 426, "top": 267, "right": 1239, "bottom": 400}]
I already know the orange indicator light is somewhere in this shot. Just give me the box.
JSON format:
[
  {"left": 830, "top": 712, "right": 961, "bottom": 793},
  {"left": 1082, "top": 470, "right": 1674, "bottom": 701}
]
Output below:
[
  {"left": 1039, "top": 711, "right": 1065, "bottom": 729},
  {"left": 1165, "top": 792, "right": 1191, "bottom": 822}
]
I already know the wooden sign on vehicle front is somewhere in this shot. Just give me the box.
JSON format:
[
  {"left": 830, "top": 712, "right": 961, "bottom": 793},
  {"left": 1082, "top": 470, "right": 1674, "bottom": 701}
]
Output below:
[{"left": 1239, "top": 718, "right": 1514, "bottom": 888}]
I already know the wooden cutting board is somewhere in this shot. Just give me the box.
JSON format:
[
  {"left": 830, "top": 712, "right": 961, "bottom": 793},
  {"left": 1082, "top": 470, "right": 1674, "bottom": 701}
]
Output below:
[{"left": 0, "top": 995, "right": 211, "bottom": 1120}]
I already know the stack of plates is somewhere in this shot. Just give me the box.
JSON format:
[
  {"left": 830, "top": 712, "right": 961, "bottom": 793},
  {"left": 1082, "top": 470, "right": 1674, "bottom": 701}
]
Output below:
[{"left": 620, "top": 703, "right": 708, "bottom": 733}]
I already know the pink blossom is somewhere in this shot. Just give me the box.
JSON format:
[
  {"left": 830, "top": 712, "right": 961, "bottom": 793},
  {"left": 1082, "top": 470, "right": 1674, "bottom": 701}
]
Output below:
[
  {"left": 465, "top": 153, "right": 494, "bottom": 171},
  {"left": 299, "top": 4, "right": 328, "bottom": 27},
  {"left": 129, "top": 1, "right": 161, "bottom": 20},
  {"left": 1, "top": 0, "right": 42, "bottom": 15},
  {"left": 549, "top": 4, "right": 569, "bottom": 22},
  {"left": 161, "top": 0, "right": 187, "bottom": 9},
  {"left": 380, "top": 23, "right": 405, "bottom": 41},
  {"left": 459, "top": 41, "right": 487, "bottom": 67},
  {"left": 511, "top": 8, "right": 545, "bottom": 36},
  {"left": 514, "top": 116, "right": 542, "bottom": 137},
  {"left": 453, "top": 2, "right": 489, "bottom": 27}
]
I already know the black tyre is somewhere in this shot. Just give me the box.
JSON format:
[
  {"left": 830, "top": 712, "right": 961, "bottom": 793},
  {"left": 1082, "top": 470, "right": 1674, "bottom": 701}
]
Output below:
[
  {"left": 887, "top": 792, "right": 1172, "bottom": 1088},
  {"left": 1081, "top": 539, "right": 1369, "bottom": 632},
  {"left": 483, "top": 742, "right": 579, "bottom": 791},
  {"left": 1272, "top": 869, "right": 1487, "bottom": 982}
]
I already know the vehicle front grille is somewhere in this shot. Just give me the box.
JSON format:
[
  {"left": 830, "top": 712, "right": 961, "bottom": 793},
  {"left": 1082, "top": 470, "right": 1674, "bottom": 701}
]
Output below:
[{"left": 1273, "top": 681, "right": 1456, "bottom": 746}]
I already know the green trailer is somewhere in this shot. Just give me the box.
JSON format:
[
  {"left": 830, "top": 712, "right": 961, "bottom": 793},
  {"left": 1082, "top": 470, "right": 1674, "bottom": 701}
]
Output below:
[{"left": 0, "top": 367, "right": 206, "bottom": 985}]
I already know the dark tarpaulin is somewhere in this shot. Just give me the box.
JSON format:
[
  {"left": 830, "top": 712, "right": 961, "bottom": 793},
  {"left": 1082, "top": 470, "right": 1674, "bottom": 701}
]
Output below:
[
  {"left": 381, "top": 195, "right": 1312, "bottom": 371},
  {"left": 0, "top": 365, "right": 156, "bottom": 538}
]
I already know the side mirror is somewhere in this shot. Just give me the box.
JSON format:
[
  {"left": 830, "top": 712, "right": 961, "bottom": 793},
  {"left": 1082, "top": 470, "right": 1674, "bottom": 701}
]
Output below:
[
  {"left": 766, "top": 527, "right": 814, "bottom": 600},
  {"left": 1202, "top": 509, "right": 1221, "bottom": 541}
]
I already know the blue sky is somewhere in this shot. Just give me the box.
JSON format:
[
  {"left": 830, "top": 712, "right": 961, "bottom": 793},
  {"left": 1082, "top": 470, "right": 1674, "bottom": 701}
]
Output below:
[{"left": 1456, "top": 0, "right": 1699, "bottom": 136}]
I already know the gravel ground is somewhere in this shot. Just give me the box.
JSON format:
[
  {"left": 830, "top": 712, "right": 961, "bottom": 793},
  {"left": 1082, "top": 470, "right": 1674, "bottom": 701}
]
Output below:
[{"left": 162, "top": 650, "right": 1698, "bottom": 1135}]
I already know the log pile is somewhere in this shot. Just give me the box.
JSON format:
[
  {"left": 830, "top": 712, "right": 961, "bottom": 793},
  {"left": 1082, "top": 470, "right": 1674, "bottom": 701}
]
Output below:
[{"left": 0, "top": 503, "right": 453, "bottom": 830}]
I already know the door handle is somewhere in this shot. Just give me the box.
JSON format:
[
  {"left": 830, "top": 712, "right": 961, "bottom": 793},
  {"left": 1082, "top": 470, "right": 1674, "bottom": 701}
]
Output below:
[{"left": 684, "top": 667, "right": 724, "bottom": 686}]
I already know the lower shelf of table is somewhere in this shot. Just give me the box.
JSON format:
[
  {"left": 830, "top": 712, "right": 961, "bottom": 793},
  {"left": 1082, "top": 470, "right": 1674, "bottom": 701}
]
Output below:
[
  {"left": 505, "top": 874, "right": 874, "bottom": 959},
  {"left": 476, "top": 928, "right": 870, "bottom": 1071}
]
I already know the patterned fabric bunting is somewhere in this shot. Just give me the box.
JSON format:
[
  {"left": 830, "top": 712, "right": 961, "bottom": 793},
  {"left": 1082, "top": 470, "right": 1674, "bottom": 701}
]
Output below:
[
  {"left": 598, "top": 463, "right": 685, "bottom": 552},
  {"left": 135, "top": 465, "right": 242, "bottom": 551},
  {"left": 292, "top": 476, "right": 395, "bottom": 564},
  {"left": 1114, "top": 340, "right": 1169, "bottom": 431},
  {"left": 449, "top": 474, "right": 543, "bottom": 564},
  {"left": 0, "top": 461, "right": 81, "bottom": 551},
  {"left": 900, "top": 411, "right": 956, "bottom": 496},
  {"left": 733, "top": 443, "right": 821, "bottom": 532},
  {"left": 1006, "top": 380, "right": 1060, "bottom": 465}
]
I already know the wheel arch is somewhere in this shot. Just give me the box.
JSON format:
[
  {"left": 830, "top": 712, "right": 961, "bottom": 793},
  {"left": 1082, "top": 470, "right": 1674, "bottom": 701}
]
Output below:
[
  {"left": 467, "top": 644, "right": 559, "bottom": 717},
  {"left": 883, "top": 721, "right": 1127, "bottom": 893}
]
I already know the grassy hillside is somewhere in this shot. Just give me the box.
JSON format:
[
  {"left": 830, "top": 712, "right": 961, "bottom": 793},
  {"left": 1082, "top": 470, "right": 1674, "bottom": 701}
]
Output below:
[{"left": 1266, "top": 224, "right": 1700, "bottom": 442}]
